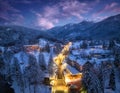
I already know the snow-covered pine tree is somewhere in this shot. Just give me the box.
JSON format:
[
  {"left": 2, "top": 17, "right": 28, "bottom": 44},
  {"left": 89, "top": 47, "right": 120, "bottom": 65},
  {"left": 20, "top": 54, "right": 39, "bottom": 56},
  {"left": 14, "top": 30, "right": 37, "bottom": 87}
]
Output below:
[
  {"left": 27, "top": 54, "right": 43, "bottom": 93},
  {"left": 109, "top": 40, "right": 115, "bottom": 49},
  {"left": 54, "top": 43, "right": 62, "bottom": 54},
  {"left": 95, "top": 63, "right": 104, "bottom": 92},
  {"left": 39, "top": 53, "right": 46, "bottom": 70},
  {"left": 114, "top": 53, "right": 120, "bottom": 93},
  {"left": 82, "top": 61, "right": 103, "bottom": 93},
  {"left": 11, "top": 57, "right": 20, "bottom": 82},
  {"left": 11, "top": 57, "right": 25, "bottom": 93},
  {"left": 114, "top": 54, "right": 120, "bottom": 67},
  {"left": 3, "top": 49, "right": 14, "bottom": 79},
  {"left": 48, "top": 52, "right": 57, "bottom": 77},
  {"left": 45, "top": 42, "right": 50, "bottom": 53},
  {"left": 81, "top": 41, "right": 88, "bottom": 49}
]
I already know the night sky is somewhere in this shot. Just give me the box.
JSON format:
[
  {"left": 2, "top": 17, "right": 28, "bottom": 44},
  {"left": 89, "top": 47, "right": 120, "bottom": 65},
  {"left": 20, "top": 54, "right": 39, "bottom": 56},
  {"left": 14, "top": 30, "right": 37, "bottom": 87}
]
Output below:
[{"left": 0, "top": 0, "right": 120, "bottom": 30}]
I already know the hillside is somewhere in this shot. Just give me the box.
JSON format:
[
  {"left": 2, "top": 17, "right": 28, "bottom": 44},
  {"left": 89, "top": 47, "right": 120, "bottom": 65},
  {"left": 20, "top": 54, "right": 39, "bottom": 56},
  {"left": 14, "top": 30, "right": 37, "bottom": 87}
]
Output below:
[
  {"left": 48, "top": 14, "right": 120, "bottom": 41},
  {"left": 0, "top": 25, "right": 58, "bottom": 46}
]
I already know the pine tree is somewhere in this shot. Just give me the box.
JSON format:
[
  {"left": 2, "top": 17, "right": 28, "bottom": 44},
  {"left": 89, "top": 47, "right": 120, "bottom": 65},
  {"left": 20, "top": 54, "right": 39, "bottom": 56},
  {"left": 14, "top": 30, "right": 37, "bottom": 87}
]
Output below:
[
  {"left": 0, "top": 55, "right": 5, "bottom": 81},
  {"left": 45, "top": 42, "right": 50, "bottom": 53},
  {"left": 0, "top": 55, "right": 4, "bottom": 71},
  {"left": 11, "top": 57, "right": 25, "bottom": 93},
  {"left": 3, "top": 50, "right": 14, "bottom": 79},
  {"left": 82, "top": 61, "right": 103, "bottom": 93},
  {"left": 102, "top": 41, "right": 106, "bottom": 49},
  {"left": 54, "top": 43, "right": 62, "bottom": 54},
  {"left": 109, "top": 69, "right": 115, "bottom": 90},
  {"left": 81, "top": 41, "right": 88, "bottom": 49},
  {"left": 109, "top": 40, "right": 115, "bottom": 49},
  {"left": 27, "top": 54, "right": 43, "bottom": 93},
  {"left": 11, "top": 57, "right": 21, "bottom": 81},
  {"left": 48, "top": 53, "right": 57, "bottom": 77},
  {"left": 39, "top": 53, "right": 46, "bottom": 70},
  {"left": 114, "top": 54, "right": 120, "bottom": 67}
]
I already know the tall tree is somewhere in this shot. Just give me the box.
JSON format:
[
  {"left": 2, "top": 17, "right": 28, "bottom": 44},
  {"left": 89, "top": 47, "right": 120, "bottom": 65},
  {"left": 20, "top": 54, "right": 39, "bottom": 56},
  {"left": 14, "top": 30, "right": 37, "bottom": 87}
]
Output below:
[
  {"left": 109, "top": 69, "right": 115, "bottom": 90},
  {"left": 27, "top": 54, "right": 43, "bottom": 93},
  {"left": 109, "top": 40, "right": 115, "bottom": 49},
  {"left": 45, "top": 42, "right": 50, "bottom": 53},
  {"left": 81, "top": 41, "right": 88, "bottom": 49},
  {"left": 39, "top": 53, "right": 46, "bottom": 70},
  {"left": 48, "top": 52, "right": 57, "bottom": 77},
  {"left": 11, "top": 57, "right": 24, "bottom": 93},
  {"left": 82, "top": 61, "right": 103, "bottom": 93},
  {"left": 0, "top": 55, "right": 4, "bottom": 72},
  {"left": 54, "top": 43, "right": 62, "bottom": 54}
]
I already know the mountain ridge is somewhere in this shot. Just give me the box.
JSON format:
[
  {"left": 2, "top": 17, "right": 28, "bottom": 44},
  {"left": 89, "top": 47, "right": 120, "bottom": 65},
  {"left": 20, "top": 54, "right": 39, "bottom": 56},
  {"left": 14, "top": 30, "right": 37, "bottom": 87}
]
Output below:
[
  {"left": 0, "top": 25, "right": 58, "bottom": 46},
  {"left": 47, "top": 14, "right": 120, "bottom": 41}
]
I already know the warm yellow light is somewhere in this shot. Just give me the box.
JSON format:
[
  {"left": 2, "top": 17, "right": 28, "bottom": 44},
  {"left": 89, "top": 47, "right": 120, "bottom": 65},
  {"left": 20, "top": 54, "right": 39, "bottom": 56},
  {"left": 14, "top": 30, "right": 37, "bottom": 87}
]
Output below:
[
  {"left": 61, "top": 63, "right": 67, "bottom": 70},
  {"left": 65, "top": 73, "right": 83, "bottom": 83},
  {"left": 50, "top": 80, "right": 55, "bottom": 85},
  {"left": 53, "top": 42, "right": 72, "bottom": 66},
  {"left": 50, "top": 42, "right": 83, "bottom": 93}
]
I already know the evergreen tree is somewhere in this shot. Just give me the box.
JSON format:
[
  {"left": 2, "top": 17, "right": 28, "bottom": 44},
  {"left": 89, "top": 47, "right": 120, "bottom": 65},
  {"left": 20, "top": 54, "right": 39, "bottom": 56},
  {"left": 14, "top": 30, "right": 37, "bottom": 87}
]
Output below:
[
  {"left": 97, "top": 63, "right": 104, "bottom": 93},
  {"left": 109, "top": 69, "right": 115, "bottom": 90},
  {"left": 39, "top": 53, "right": 46, "bottom": 70},
  {"left": 11, "top": 57, "right": 21, "bottom": 79},
  {"left": 81, "top": 41, "right": 88, "bottom": 49},
  {"left": 27, "top": 54, "right": 43, "bottom": 93},
  {"left": 11, "top": 57, "right": 25, "bottom": 93},
  {"left": 82, "top": 61, "right": 103, "bottom": 93},
  {"left": 45, "top": 42, "right": 50, "bottom": 52},
  {"left": 114, "top": 54, "right": 120, "bottom": 67},
  {"left": 109, "top": 40, "right": 115, "bottom": 49},
  {"left": 0, "top": 74, "right": 15, "bottom": 93},
  {"left": 48, "top": 53, "right": 56, "bottom": 77},
  {"left": 3, "top": 50, "right": 14, "bottom": 79},
  {"left": 54, "top": 43, "right": 62, "bottom": 54},
  {"left": 102, "top": 41, "right": 107, "bottom": 49},
  {"left": 0, "top": 55, "right": 4, "bottom": 71}
]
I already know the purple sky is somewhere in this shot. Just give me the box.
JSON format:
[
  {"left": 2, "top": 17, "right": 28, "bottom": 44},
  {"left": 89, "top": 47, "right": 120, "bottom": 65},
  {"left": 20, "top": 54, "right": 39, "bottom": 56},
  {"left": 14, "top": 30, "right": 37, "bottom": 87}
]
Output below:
[{"left": 0, "top": 0, "right": 120, "bottom": 30}]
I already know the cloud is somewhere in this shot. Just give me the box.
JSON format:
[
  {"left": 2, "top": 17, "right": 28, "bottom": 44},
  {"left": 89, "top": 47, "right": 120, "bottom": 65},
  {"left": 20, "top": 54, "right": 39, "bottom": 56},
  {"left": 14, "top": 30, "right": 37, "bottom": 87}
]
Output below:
[
  {"left": 0, "top": 0, "right": 24, "bottom": 25},
  {"left": 0, "top": 0, "right": 25, "bottom": 26},
  {"left": 91, "top": 2, "right": 120, "bottom": 21},
  {"left": 1, "top": 0, "right": 120, "bottom": 29},
  {"left": 0, "top": 1, "right": 20, "bottom": 14},
  {"left": 33, "top": 6, "right": 59, "bottom": 29},
  {"left": 93, "top": 2, "right": 119, "bottom": 16},
  {"left": 59, "top": 0, "right": 90, "bottom": 19},
  {"left": 104, "top": 2, "right": 118, "bottom": 11},
  {"left": 10, "top": 14, "right": 25, "bottom": 25},
  {"left": 37, "top": 18, "right": 54, "bottom": 29},
  {"left": 34, "top": 0, "right": 93, "bottom": 29}
]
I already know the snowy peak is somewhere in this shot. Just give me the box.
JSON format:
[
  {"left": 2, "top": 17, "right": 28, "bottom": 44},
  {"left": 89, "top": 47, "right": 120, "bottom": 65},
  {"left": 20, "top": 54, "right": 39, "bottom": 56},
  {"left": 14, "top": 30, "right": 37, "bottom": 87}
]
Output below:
[
  {"left": 48, "top": 14, "right": 120, "bottom": 41},
  {"left": 47, "top": 21, "right": 94, "bottom": 40},
  {"left": 105, "top": 14, "right": 120, "bottom": 22}
]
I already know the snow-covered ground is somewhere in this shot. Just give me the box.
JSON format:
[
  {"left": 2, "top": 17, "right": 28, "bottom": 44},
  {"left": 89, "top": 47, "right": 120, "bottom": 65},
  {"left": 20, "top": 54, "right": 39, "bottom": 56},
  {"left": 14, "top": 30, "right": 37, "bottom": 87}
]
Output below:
[
  {"left": 12, "top": 81, "right": 51, "bottom": 93},
  {"left": 1, "top": 39, "right": 120, "bottom": 93},
  {"left": 67, "top": 64, "right": 79, "bottom": 74},
  {"left": 69, "top": 42, "right": 114, "bottom": 66}
]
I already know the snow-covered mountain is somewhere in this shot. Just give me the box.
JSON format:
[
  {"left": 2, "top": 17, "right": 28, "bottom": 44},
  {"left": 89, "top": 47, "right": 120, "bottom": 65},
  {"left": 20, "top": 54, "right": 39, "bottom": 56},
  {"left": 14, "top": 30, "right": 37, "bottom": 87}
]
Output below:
[
  {"left": 0, "top": 25, "right": 58, "bottom": 46},
  {"left": 47, "top": 14, "right": 120, "bottom": 41},
  {"left": 48, "top": 21, "right": 94, "bottom": 40},
  {"left": 87, "top": 14, "right": 120, "bottom": 39}
]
